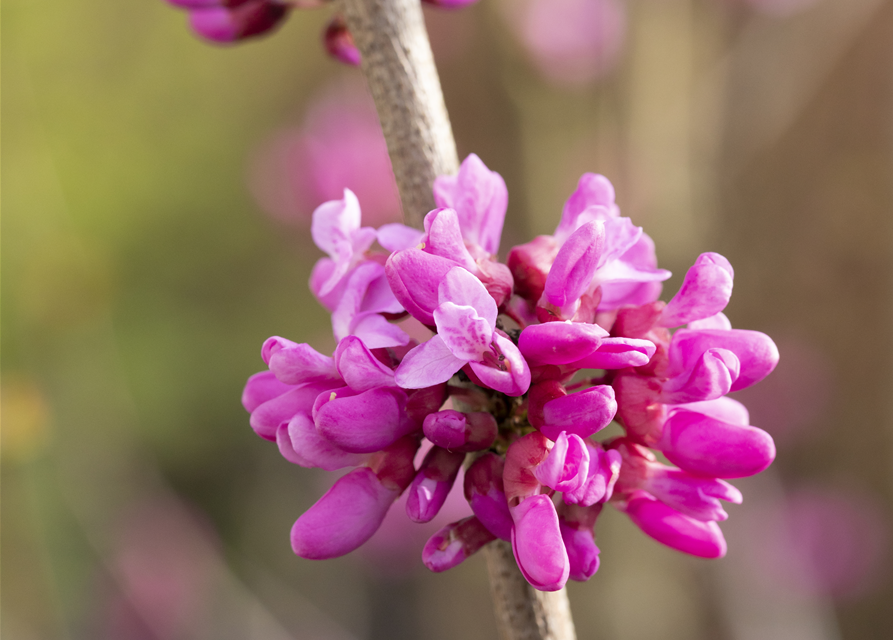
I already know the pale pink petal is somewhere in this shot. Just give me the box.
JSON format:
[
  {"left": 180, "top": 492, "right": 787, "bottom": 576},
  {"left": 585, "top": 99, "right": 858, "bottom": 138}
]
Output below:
[
  {"left": 394, "top": 335, "right": 468, "bottom": 388},
  {"left": 438, "top": 266, "right": 498, "bottom": 328},
  {"left": 377, "top": 223, "right": 424, "bottom": 252}
]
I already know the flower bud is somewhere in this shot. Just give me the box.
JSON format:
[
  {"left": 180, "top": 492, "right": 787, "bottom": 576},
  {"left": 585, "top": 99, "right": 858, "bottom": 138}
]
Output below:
[
  {"left": 406, "top": 446, "right": 466, "bottom": 523},
  {"left": 422, "top": 516, "right": 495, "bottom": 573},
  {"left": 464, "top": 453, "right": 513, "bottom": 541},
  {"left": 507, "top": 235, "right": 559, "bottom": 302},
  {"left": 534, "top": 431, "right": 590, "bottom": 493},
  {"left": 189, "top": 1, "right": 290, "bottom": 44},
  {"left": 510, "top": 495, "right": 570, "bottom": 591},
  {"left": 423, "top": 409, "right": 497, "bottom": 452},
  {"left": 558, "top": 502, "right": 603, "bottom": 582},
  {"left": 323, "top": 14, "right": 361, "bottom": 66},
  {"left": 539, "top": 385, "right": 616, "bottom": 441}
]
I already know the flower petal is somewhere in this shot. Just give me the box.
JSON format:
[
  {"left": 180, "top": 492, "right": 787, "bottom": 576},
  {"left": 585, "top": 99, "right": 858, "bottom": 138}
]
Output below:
[
  {"left": 394, "top": 335, "right": 467, "bottom": 388},
  {"left": 510, "top": 495, "right": 570, "bottom": 591},
  {"left": 291, "top": 467, "right": 398, "bottom": 559},
  {"left": 659, "top": 253, "right": 734, "bottom": 328},
  {"left": 517, "top": 321, "right": 607, "bottom": 366},
  {"left": 433, "top": 153, "right": 508, "bottom": 256},
  {"left": 624, "top": 491, "right": 727, "bottom": 559},
  {"left": 438, "top": 266, "right": 498, "bottom": 329}
]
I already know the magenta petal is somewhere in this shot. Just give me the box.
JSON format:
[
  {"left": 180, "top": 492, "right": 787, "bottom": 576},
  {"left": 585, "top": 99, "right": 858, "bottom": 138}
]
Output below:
[
  {"left": 659, "top": 409, "right": 776, "bottom": 479},
  {"left": 423, "top": 410, "right": 497, "bottom": 452},
  {"left": 314, "top": 387, "right": 414, "bottom": 453},
  {"left": 540, "top": 385, "right": 617, "bottom": 440},
  {"left": 660, "top": 348, "right": 740, "bottom": 404},
  {"left": 277, "top": 413, "right": 366, "bottom": 471},
  {"left": 534, "top": 432, "right": 590, "bottom": 493},
  {"left": 510, "top": 495, "right": 570, "bottom": 591},
  {"left": 422, "top": 516, "right": 496, "bottom": 573},
  {"left": 250, "top": 382, "right": 338, "bottom": 441},
  {"left": 432, "top": 153, "right": 508, "bottom": 256},
  {"left": 668, "top": 329, "right": 779, "bottom": 392},
  {"left": 625, "top": 492, "right": 727, "bottom": 559},
  {"left": 423, "top": 410, "right": 467, "bottom": 449},
  {"left": 468, "top": 333, "right": 531, "bottom": 396},
  {"left": 189, "top": 2, "right": 289, "bottom": 44},
  {"left": 242, "top": 370, "right": 293, "bottom": 413},
  {"left": 558, "top": 503, "right": 603, "bottom": 582},
  {"left": 561, "top": 526, "right": 600, "bottom": 582},
  {"left": 660, "top": 253, "right": 734, "bottom": 328},
  {"left": 291, "top": 468, "right": 398, "bottom": 559},
  {"left": 571, "top": 337, "right": 656, "bottom": 369},
  {"left": 385, "top": 249, "right": 457, "bottom": 325},
  {"left": 465, "top": 453, "right": 513, "bottom": 541},
  {"left": 557, "top": 173, "right": 618, "bottom": 242},
  {"left": 377, "top": 223, "right": 424, "bottom": 252},
  {"left": 395, "top": 335, "right": 467, "bottom": 388},
  {"left": 563, "top": 446, "right": 621, "bottom": 506},
  {"left": 542, "top": 221, "right": 605, "bottom": 313},
  {"left": 643, "top": 467, "right": 741, "bottom": 522},
  {"left": 334, "top": 336, "right": 395, "bottom": 392},
  {"left": 670, "top": 396, "right": 749, "bottom": 426},
  {"left": 422, "top": 209, "right": 478, "bottom": 272},
  {"left": 517, "top": 321, "right": 607, "bottom": 366},
  {"left": 264, "top": 338, "right": 340, "bottom": 385},
  {"left": 406, "top": 446, "right": 465, "bottom": 523}
]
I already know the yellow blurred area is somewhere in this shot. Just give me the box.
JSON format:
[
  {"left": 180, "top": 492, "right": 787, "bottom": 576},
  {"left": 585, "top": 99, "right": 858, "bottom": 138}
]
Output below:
[{"left": 1, "top": 375, "right": 51, "bottom": 462}]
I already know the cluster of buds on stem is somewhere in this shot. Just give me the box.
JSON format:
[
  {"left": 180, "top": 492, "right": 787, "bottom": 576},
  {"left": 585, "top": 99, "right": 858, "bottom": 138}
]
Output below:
[
  {"left": 163, "top": 0, "right": 479, "bottom": 64},
  {"left": 243, "top": 153, "right": 779, "bottom": 591}
]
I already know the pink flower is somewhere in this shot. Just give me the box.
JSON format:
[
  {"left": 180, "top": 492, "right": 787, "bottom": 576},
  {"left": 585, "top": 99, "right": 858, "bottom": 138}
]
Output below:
[
  {"left": 503, "top": 0, "right": 627, "bottom": 86},
  {"left": 245, "top": 153, "right": 779, "bottom": 590},
  {"left": 249, "top": 81, "right": 401, "bottom": 228},
  {"left": 395, "top": 266, "right": 530, "bottom": 396}
]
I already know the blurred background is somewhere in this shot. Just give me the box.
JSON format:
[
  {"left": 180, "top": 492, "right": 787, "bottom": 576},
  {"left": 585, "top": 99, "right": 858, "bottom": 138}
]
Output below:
[{"left": 3, "top": 0, "right": 892, "bottom": 638}]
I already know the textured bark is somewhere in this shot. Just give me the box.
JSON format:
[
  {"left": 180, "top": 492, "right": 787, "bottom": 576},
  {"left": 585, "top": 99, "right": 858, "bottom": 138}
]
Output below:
[
  {"left": 485, "top": 540, "right": 577, "bottom": 640},
  {"left": 337, "top": 0, "right": 459, "bottom": 227}
]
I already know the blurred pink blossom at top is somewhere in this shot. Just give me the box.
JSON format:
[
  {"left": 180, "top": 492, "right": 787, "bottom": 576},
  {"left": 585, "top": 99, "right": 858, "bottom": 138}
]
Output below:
[
  {"left": 249, "top": 79, "right": 401, "bottom": 228},
  {"left": 502, "top": 0, "right": 627, "bottom": 86}
]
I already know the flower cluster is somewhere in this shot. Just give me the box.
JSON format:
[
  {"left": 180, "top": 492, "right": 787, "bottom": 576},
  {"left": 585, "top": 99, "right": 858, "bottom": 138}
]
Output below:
[
  {"left": 243, "top": 154, "right": 779, "bottom": 591},
  {"left": 163, "top": 0, "right": 478, "bottom": 64}
]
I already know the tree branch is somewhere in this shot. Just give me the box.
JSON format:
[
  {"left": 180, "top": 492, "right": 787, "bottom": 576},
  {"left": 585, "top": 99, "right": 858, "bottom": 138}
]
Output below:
[
  {"left": 337, "top": 0, "right": 459, "bottom": 227},
  {"left": 335, "top": 3, "right": 575, "bottom": 638},
  {"left": 485, "top": 541, "right": 577, "bottom": 640}
]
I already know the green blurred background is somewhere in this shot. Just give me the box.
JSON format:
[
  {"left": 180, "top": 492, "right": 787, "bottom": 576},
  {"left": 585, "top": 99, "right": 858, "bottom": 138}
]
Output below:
[{"left": 3, "top": 0, "right": 892, "bottom": 638}]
